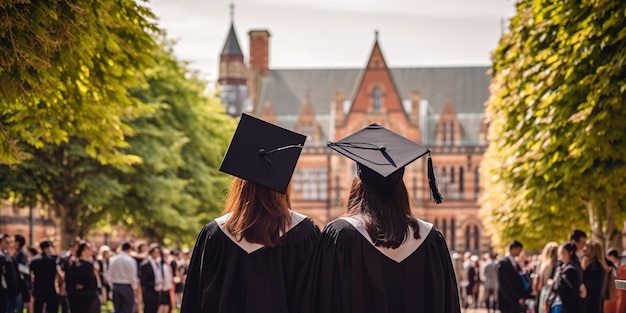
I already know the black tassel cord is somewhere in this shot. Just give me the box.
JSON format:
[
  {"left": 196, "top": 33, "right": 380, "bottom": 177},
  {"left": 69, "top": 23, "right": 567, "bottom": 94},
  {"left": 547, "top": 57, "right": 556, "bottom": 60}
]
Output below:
[{"left": 427, "top": 153, "right": 444, "bottom": 204}]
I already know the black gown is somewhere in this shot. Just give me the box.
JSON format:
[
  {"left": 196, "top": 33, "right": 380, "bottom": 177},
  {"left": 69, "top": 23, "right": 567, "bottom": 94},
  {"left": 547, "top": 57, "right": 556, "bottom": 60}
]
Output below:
[
  {"left": 180, "top": 211, "right": 320, "bottom": 313},
  {"left": 306, "top": 216, "right": 461, "bottom": 313}
]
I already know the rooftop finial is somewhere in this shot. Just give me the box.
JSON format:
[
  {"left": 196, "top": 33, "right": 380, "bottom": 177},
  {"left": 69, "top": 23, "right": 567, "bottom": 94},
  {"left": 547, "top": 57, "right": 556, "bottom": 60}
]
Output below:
[
  {"left": 230, "top": 3, "right": 235, "bottom": 22},
  {"left": 374, "top": 29, "right": 379, "bottom": 41}
]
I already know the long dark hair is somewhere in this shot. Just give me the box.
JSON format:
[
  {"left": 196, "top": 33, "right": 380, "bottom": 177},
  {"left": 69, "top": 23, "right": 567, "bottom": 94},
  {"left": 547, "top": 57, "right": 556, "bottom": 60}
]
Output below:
[
  {"left": 224, "top": 177, "right": 292, "bottom": 248},
  {"left": 344, "top": 164, "right": 419, "bottom": 249},
  {"left": 561, "top": 242, "right": 580, "bottom": 267}
]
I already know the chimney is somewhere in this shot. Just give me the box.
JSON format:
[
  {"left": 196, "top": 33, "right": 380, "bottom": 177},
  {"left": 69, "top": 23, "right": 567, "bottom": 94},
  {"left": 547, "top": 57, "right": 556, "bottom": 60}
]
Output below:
[
  {"left": 249, "top": 30, "right": 270, "bottom": 76},
  {"left": 410, "top": 90, "right": 421, "bottom": 126}
]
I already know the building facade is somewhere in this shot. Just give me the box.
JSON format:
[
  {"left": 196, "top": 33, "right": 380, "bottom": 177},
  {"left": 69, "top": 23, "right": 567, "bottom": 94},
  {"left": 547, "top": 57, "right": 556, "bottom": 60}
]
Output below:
[{"left": 218, "top": 19, "right": 491, "bottom": 253}]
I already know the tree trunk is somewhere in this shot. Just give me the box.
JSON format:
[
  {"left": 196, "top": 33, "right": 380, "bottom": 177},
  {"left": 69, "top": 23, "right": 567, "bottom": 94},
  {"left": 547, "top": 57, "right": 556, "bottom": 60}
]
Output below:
[
  {"left": 604, "top": 196, "right": 617, "bottom": 249},
  {"left": 584, "top": 199, "right": 603, "bottom": 245},
  {"left": 58, "top": 204, "right": 78, "bottom": 250}
]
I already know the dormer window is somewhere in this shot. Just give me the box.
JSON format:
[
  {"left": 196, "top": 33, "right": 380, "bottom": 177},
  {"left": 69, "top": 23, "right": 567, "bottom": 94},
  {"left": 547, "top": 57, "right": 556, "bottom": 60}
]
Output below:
[{"left": 372, "top": 87, "right": 382, "bottom": 112}]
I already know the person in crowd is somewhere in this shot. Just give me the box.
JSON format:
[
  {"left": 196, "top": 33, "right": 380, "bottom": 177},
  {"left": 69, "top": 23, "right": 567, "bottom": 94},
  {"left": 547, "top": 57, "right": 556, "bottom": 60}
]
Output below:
[
  {"left": 157, "top": 249, "right": 174, "bottom": 313},
  {"left": 30, "top": 240, "right": 60, "bottom": 313},
  {"left": 481, "top": 253, "right": 499, "bottom": 313},
  {"left": 309, "top": 123, "right": 459, "bottom": 313},
  {"left": 498, "top": 240, "right": 530, "bottom": 313},
  {"left": 97, "top": 245, "right": 112, "bottom": 304},
  {"left": 617, "top": 252, "right": 626, "bottom": 313},
  {"left": 26, "top": 246, "right": 39, "bottom": 313},
  {"left": 466, "top": 255, "right": 480, "bottom": 309},
  {"left": 140, "top": 244, "right": 163, "bottom": 313},
  {"left": 534, "top": 242, "right": 559, "bottom": 313},
  {"left": 180, "top": 114, "right": 320, "bottom": 313},
  {"left": 605, "top": 248, "right": 619, "bottom": 313},
  {"left": 57, "top": 241, "right": 77, "bottom": 313},
  {"left": 107, "top": 242, "right": 138, "bottom": 313},
  {"left": 582, "top": 240, "right": 608, "bottom": 313},
  {"left": 0, "top": 233, "right": 20, "bottom": 312},
  {"left": 68, "top": 241, "right": 100, "bottom": 313},
  {"left": 170, "top": 250, "right": 184, "bottom": 309},
  {"left": 547, "top": 242, "right": 583, "bottom": 313},
  {"left": 9, "top": 234, "right": 29, "bottom": 313},
  {"left": 570, "top": 230, "right": 588, "bottom": 261}
]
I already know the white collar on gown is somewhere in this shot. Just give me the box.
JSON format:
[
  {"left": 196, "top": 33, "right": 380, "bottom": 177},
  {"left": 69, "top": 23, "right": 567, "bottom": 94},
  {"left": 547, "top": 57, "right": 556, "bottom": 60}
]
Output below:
[
  {"left": 215, "top": 210, "right": 308, "bottom": 254},
  {"left": 338, "top": 215, "right": 433, "bottom": 263}
]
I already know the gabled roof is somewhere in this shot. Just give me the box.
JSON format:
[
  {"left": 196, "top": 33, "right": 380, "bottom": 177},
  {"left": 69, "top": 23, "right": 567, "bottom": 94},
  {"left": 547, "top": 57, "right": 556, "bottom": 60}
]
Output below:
[
  {"left": 221, "top": 23, "right": 243, "bottom": 56},
  {"left": 254, "top": 66, "right": 490, "bottom": 145}
]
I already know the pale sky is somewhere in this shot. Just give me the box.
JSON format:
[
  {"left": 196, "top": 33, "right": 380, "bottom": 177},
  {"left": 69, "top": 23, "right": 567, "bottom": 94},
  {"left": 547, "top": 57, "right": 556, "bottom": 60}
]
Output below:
[{"left": 146, "top": 0, "right": 516, "bottom": 83}]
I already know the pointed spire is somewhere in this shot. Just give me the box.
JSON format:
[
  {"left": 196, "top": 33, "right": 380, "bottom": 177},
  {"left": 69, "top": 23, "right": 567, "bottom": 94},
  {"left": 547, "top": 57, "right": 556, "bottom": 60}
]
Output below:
[
  {"left": 374, "top": 29, "right": 379, "bottom": 41},
  {"left": 221, "top": 4, "right": 243, "bottom": 56}
]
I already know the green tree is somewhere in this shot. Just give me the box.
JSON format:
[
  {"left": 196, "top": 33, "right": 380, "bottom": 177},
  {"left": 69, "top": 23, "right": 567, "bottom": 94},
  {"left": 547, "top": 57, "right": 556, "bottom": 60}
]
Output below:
[
  {"left": 0, "top": 0, "right": 157, "bottom": 165},
  {"left": 481, "top": 0, "right": 626, "bottom": 251},
  {"left": 0, "top": 40, "right": 235, "bottom": 248},
  {"left": 109, "top": 42, "right": 235, "bottom": 245}
]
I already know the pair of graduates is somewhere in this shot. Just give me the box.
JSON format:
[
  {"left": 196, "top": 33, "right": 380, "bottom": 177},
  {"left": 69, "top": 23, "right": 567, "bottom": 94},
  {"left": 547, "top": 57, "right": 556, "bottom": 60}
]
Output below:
[{"left": 181, "top": 114, "right": 461, "bottom": 313}]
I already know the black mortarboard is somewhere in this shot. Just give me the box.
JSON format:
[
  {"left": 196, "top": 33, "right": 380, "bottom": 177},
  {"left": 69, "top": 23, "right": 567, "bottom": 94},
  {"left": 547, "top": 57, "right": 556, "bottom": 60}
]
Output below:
[
  {"left": 327, "top": 123, "right": 443, "bottom": 204},
  {"left": 219, "top": 113, "right": 306, "bottom": 194}
]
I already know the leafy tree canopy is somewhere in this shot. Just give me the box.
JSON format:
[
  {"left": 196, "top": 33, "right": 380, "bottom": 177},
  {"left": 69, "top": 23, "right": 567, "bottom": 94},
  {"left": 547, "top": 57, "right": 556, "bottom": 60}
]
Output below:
[
  {"left": 0, "top": 0, "right": 157, "bottom": 165},
  {"left": 481, "top": 0, "right": 626, "bottom": 251}
]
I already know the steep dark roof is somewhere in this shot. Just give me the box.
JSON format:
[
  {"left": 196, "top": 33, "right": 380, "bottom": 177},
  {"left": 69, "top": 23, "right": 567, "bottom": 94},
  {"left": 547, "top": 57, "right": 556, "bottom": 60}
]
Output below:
[
  {"left": 221, "top": 23, "right": 243, "bottom": 56},
  {"left": 254, "top": 67, "right": 490, "bottom": 145}
]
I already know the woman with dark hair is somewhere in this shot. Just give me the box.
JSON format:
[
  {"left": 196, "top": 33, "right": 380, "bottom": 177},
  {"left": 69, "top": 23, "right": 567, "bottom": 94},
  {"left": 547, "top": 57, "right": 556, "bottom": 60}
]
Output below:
[
  {"left": 67, "top": 241, "right": 100, "bottom": 313},
  {"left": 547, "top": 242, "right": 584, "bottom": 313},
  {"left": 180, "top": 114, "right": 320, "bottom": 313},
  {"left": 309, "top": 124, "right": 459, "bottom": 313},
  {"left": 582, "top": 240, "right": 608, "bottom": 313}
]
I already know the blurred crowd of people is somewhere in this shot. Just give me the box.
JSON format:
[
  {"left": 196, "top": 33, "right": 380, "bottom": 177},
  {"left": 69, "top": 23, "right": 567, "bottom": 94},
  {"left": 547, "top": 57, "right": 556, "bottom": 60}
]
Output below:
[
  {"left": 452, "top": 230, "right": 626, "bottom": 313},
  {"left": 0, "top": 233, "right": 190, "bottom": 313}
]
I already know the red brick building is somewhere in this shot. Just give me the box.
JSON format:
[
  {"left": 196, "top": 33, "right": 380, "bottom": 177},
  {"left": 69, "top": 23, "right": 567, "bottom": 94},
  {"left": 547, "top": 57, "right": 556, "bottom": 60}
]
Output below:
[{"left": 219, "top": 19, "right": 491, "bottom": 253}]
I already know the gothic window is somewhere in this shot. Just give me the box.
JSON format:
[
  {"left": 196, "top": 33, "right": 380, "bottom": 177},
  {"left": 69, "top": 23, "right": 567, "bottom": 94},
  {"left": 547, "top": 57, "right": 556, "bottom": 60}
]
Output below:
[
  {"left": 450, "top": 167, "right": 456, "bottom": 199},
  {"left": 459, "top": 167, "right": 464, "bottom": 198},
  {"left": 474, "top": 167, "right": 480, "bottom": 200},
  {"left": 442, "top": 123, "right": 448, "bottom": 145},
  {"left": 302, "top": 168, "right": 310, "bottom": 200},
  {"left": 474, "top": 225, "right": 480, "bottom": 251},
  {"left": 449, "top": 122, "right": 455, "bottom": 145},
  {"left": 318, "top": 167, "right": 328, "bottom": 200},
  {"left": 373, "top": 87, "right": 382, "bottom": 112},
  {"left": 465, "top": 226, "right": 471, "bottom": 252},
  {"left": 293, "top": 168, "right": 301, "bottom": 191},
  {"left": 442, "top": 219, "right": 447, "bottom": 240}
]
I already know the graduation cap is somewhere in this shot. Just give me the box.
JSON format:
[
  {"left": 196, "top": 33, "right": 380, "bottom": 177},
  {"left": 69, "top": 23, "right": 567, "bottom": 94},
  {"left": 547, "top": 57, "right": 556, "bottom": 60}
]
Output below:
[
  {"left": 327, "top": 123, "right": 443, "bottom": 204},
  {"left": 219, "top": 113, "right": 306, "bottom": 194}
]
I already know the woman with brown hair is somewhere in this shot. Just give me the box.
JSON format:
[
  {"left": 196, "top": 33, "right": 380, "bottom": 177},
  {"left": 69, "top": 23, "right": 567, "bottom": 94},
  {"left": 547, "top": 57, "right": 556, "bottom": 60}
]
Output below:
[
  {"left": 309, "top": 124, "right": 459, "bottom": 313},
  {"left": 180, "top": 114, "right": 320, "bottom": 313},
  {"left": 582, "top": 240, "right": 609, "bottom": 313}
]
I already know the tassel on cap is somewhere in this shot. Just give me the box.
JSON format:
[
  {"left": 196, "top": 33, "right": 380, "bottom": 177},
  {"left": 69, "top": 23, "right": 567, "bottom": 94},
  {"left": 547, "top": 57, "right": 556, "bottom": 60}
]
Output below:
[{"left": 427, "top": 152, "right": 443, "bottom": 204}]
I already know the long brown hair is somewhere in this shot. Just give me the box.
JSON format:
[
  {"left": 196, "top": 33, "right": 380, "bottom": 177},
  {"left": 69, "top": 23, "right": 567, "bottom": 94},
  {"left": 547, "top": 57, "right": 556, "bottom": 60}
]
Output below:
[
  {"left": 223, "top": 177, "right": 292, "bottom": 248},
  {"left": 345, "top": 164, "right": 419, "bottom": 249},
  {"left": 586, "top": 240, "right": 610, "bottom": 272}
]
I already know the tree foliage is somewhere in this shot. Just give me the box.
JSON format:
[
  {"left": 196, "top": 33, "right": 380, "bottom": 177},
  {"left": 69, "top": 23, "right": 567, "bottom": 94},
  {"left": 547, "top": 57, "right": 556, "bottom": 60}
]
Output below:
[
  {"left": 109, "top": 41, "right": 235, "bottom": 245},
  {"left": 481, "top": 0, "right": 626, "bottom": 251},
  {"left": 0, "top": 37, "right": 236, "bottom": 248},
  {"left": 0, "top": 0, "right": 157, "bottom": 165}
]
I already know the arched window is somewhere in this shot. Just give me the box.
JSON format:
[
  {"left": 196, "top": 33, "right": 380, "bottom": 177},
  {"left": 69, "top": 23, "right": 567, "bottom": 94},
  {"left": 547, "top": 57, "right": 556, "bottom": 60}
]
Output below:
[
  {"left": 465, "top": 226, "right": 471, "bottom": 252},
  {"left": 449, "top": 122, "right": 455, "bottom": 145},
  {"left": 474, "top": 167, "right": 480, "bottom": 200},
  {"left": 442, "top": 122, "right": 448, "bottom": 145},
  {"left": 459, "top": 167, "right": 465, "bottom": 197},
  {"left": 442, "top": 219, "right": 447, "bottom": 240},
  {"left": 474, "top": 225, "right": 480, "bottom": 251},
  {"left": 373, "top": 87, "right": 382, "bottom": 112}
]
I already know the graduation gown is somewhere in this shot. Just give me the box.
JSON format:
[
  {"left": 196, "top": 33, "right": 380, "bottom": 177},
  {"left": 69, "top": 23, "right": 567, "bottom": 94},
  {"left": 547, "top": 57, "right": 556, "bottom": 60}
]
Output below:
[
  {"left": 180, "top": 210, "right": 320, "bottom": 313},
  {"left": 308, "top": 216, "right": 461, "bottom": 313}
]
